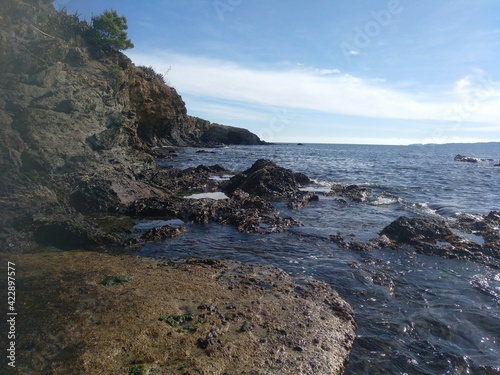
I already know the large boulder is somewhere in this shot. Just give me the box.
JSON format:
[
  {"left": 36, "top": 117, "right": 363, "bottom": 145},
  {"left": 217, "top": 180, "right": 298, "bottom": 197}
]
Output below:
[
  {"left": 380, "top": 216, "right": 453, "bottom": 243},
  {"left": 224, "top": 159, "right": 301, "bottom": 200}
]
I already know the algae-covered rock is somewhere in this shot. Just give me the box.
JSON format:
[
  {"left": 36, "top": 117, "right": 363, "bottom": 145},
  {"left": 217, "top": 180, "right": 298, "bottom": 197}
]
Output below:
[{"left": 13, "top": 251, "right": 356, "bottom": 375}]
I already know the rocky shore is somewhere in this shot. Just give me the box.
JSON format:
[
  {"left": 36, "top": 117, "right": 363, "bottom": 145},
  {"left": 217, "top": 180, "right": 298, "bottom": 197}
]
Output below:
[
  {"left": 0, "top": 2, "right": 356, "bottom": 374},
  {"left": 2, "top": 2, "right": 500, "bottom": 374}
]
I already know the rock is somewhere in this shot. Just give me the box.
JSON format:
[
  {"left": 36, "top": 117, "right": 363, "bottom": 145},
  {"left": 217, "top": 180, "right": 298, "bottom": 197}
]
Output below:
[
  {"left": 126, "top": 190, "right": 300, "bottom": 234},
  {"left": 13, "top": 251, "right": 356, "bottom": 375},
  {"left": 453, "top": 211, "right": 500, "bottom": 260},
  {"left": 494, "top": 163, "right": 500, "bottom": 167},
  {"left": 0, "top": 0, "right": 264, "bottom": 243},
  {"left": 380, "top": 216, "right": 453, "bottom": 243},
  {"left": 454, "top": 154, "right": 480, "bottom": 163},
  {"left": 125, "top": 225, "right": 186, "bottom": 246},
  {"left": 32, "top": 214, "right": 108, "bottom": 250},
  {"left": 381, "top": 215, "right": 499, "bottom": 266},
  {"left": 199, "top": 121, "right": 266, "bottom": 145},
  {"left": 293, "top": 172, "right": 312, "bottom": 185},
  {"left": 224, "top": 159, "right": 300, "bottom": 200},
  {"left": 327, "top": 184, "right": 371, "bottom": 203},
  {"left": 287, "top": 191, "right": 319, "bottom": 209}
]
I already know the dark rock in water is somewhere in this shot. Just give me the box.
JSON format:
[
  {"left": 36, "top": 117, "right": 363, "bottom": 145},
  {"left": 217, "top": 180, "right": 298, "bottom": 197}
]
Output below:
[
  {"left": 224, "top": 159, "right": 300, "bottom": 200},
  {"left": 453, "top": 211, "right": 500, "bottom": 259},
  {"left": 327, "top": 184, "right": 371, "bottom": 203},
  {"left": 381, "top": 215, "right": 499, "bottom": 267},
  {"left": 196, "top": 149, "right": 216, "bottom": 154},
  {"left": 126, "top": 189, "right": 300, "bottom": 234},
  {"left": 293, "top": 172, "right": 312, "bottom": 185},
  {"left": 125, "top": 225, "right": 186, "bottom": 246},
  {"left": 494, "top": 163, "right": 500, "bottom": 167},
  {"left": 454, "top": 154, "right": 477, "bottom": 162},
  {"left": 200, "top": 122, "right": 266, "bottom": 145},
  {"left": 380, "top": 216, "right": 453, "bottom": 243},
  {"left": 287, "top": 191, "right": 319, "bottom": 209},
  {"left": 454, "top": 154, "right": 480, "bottom": 163}
]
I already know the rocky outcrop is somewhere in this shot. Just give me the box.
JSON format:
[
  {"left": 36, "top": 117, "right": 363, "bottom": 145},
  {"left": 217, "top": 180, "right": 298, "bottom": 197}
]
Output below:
[
  {"left": 380, "top": 215, "right": 499, "bottom": 267},
  {"left": 126, "top": 189, "right": 300, "bottom": 234},
  {"left": 454, "top": 154, "right": 493, "bottom": 163},
  {"left": 327, "top": 184, "right": 372, "bottom": 203},
  {"left": 13, "top": 251, "right": 356, "bottom": 375},
  {"left": 199, "top": 121, "right": 266, "bottom": 145},
  {"left": 224, "top": 159, "right": 301, "bottom": 199},
  {"left": 0, "top": 0, "right": 264, "bottom": 244}
]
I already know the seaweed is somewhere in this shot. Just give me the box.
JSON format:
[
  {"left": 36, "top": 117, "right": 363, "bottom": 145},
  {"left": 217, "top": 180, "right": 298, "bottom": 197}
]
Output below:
[{"left": 101, "top": 274, "right": 133, "bottom": 286}]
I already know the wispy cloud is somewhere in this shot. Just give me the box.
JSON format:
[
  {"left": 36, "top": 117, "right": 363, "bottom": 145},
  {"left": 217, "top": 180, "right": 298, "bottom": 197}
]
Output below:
[{"left": 127, "top": 50, "right": 500, "bottom": 126}]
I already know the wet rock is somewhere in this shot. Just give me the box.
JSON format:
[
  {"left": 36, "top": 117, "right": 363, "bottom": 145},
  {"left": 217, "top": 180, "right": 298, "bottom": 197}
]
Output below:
[
  {"left": 126, "top": 190, "right": 300, "bottom": 234},
  {"left": 380, "top": 216, "right": 453, "bottom": 243},
  {"left": 453, "top": 154, "right": 493, "bottom": 163},
  {"left": 327, "top": 184, "right": 371, "bottom": 203},
  {"left": 329, "top": 233, "right": 376, "bottom": 251},
  {"left": 381, "top": 215, "right": 499, "bottom": 266},
  {"left": 287, "top": 191, "right": 319, "bottom": 209},
  {"left": 224, "top": 159, "right": 300, "bottom": 200},
  {"left": 454, "top": 154, "right": 480, "bottom": 163},
  {"left": 453, "top": 211, "right": 500, "bottom": 259},
  {"left": 124, "top": 225, "right": 186, "bottom": 246},
  {"left": 294, "top": 172, "right": 312, "bottom": 185},
  {"left": 146, "top": 164, "right": 232, "bottom": 194}
]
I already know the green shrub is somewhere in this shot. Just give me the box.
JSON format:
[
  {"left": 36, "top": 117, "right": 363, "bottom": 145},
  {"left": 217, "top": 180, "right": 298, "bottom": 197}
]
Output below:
[
  {"left": 88, "top": 10, "right": 134, "bottom": 51},
  {"left": 36, "top": 8, "right": 89, "bottom": 42},
  {"left": 138, "top": 65, "right": 170, "bottom": 84}
]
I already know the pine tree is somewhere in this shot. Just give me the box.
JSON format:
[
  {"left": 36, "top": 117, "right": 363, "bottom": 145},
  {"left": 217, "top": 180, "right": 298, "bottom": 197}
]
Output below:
[{"left": 89, "top": 10, "right": 134, "bottom": 51}]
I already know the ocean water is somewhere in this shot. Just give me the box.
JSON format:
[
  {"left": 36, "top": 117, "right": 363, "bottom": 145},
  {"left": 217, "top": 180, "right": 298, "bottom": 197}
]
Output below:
[{"left": 143, "top": 143, "right": 500, "bottom": 374}]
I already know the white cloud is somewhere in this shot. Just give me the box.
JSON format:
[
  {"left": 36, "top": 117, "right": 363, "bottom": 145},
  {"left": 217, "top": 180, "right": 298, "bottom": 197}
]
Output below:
[{"left": 127, "top": 51, "right": 500, "bottom": 127}]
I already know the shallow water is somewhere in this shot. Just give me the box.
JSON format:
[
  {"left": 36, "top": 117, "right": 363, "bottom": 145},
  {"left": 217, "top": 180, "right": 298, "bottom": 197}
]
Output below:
[{"left": 145, "top": 143, "right": 500, "bottom": 374}]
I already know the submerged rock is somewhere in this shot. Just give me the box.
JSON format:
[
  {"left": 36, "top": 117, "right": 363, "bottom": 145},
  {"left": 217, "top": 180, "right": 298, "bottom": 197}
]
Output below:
[
  {"left": 287, "top": 191, "right": 319, "bottom": 209},
  {"left": 327, "top": 184, "right": 371, "bottom": 203},
  {"left": 453, "top": 154, "right": 492, "bottom": 163},
  {"left": 125, "top": 224, "right": 186, "bottom": 246},
  {"left": 454, "top": 154, "right": 479, "bottom": 163}
]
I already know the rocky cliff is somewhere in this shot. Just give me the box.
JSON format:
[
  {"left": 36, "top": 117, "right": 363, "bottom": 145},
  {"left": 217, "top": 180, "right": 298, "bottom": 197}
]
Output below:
[{"left": 0, "top": 0, "right": 264, "bottom": 244}]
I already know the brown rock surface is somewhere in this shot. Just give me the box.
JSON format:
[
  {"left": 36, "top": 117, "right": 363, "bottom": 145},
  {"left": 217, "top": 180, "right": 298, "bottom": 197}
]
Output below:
[{"left": 6, "top": 251, "right": 356, "bottom": 375}]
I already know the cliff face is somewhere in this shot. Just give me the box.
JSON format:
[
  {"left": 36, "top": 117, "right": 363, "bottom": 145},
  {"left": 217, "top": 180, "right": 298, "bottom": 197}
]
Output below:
[
  {"left": 0, "top": 0, "right": 264, "bottom": 173},
  {"left": 0, "top": 0, "right": 264, "bottom": 239}
]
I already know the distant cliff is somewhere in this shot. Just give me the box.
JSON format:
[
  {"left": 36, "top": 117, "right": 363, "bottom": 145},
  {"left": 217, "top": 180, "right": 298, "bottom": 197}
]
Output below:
[{"left": 0, "top": 0, "right": 264, "bottom": 241}]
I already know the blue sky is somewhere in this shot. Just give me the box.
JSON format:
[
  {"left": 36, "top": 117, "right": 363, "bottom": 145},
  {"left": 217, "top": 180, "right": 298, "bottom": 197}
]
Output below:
[{"left": 55, "top": 0, "right": 500, "bottom": 144}]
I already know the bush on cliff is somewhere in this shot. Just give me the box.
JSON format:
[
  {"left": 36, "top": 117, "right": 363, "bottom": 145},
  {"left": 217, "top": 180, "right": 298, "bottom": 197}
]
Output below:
[
  {"left": 88, "top": 9, "right": 134, "bottom": 51},
  {"left": 36, "top": 8, "right": 89, "bottom": 42},
  {"left": 138, "top": 65, "right": 169, "bottom": 84}
]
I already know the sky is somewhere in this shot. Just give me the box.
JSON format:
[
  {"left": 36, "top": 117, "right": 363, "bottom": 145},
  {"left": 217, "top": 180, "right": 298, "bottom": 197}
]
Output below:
[{"left": 54, "top": 0, "right": 500, "bottom": 145}]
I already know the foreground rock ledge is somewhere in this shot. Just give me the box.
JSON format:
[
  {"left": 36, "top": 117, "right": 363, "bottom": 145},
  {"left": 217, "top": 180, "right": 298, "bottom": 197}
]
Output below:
[{"left": 9, "top": 251, "right": 356, "bottom": 375}]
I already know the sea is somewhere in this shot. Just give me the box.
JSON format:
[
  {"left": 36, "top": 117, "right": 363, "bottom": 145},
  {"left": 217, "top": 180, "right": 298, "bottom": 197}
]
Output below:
[{"left": 141, "top": 142, "right": 500, "bottom": 375}]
